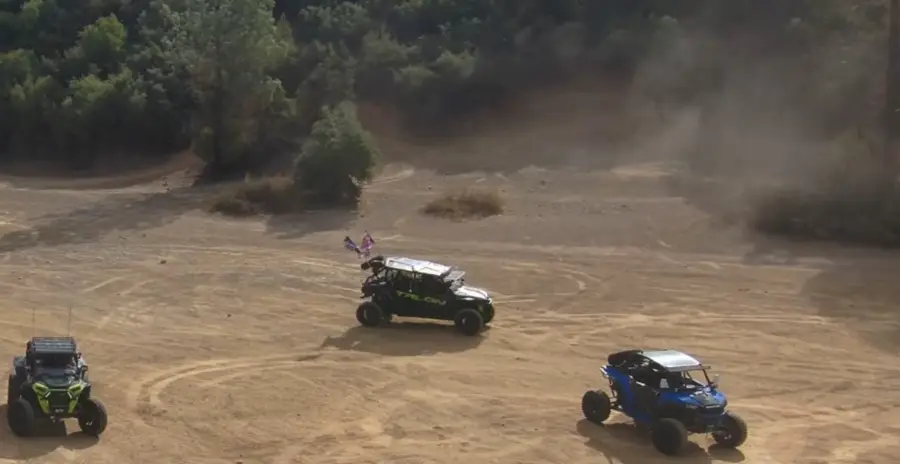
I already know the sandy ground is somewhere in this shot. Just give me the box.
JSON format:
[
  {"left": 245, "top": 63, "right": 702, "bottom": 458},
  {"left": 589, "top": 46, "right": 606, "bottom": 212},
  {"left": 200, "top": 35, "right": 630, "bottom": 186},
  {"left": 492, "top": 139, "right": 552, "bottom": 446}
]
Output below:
[{"left": 0, "top": 158, "right": 898, "bottom": 464}]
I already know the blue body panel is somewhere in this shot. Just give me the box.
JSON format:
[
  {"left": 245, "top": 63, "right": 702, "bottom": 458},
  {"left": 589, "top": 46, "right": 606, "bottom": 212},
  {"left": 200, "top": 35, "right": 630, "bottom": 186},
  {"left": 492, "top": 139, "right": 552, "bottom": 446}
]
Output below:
[{"left": 601, "top": 364, "right": 729, "bottom": 432}]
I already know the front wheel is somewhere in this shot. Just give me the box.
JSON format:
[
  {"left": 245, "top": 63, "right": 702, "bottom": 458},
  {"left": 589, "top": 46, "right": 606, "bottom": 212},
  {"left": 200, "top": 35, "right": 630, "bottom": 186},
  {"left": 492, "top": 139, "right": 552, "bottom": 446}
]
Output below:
[
  {"left": 481, "top": 305, "right": 495, "bottom": 324},
  {"left": 712, "top": 411, "right": 748, "bottom": 448},
  {"left": 7, "top": 372, "right": 21, "bottom": 406},
  {"left": 581, "top": 390, "right": 611, "bottom": 424},
  {"left": 78, "top": 398, "right": 108, "bottom": 437},
  {"left": 356, "top": 302, "right": 385, "bottom": 327},
  {"left": 7, "top": 397, "right": 36, "bottom": 437},
  {"left": 454, "top": 308, "right": 484, "bottom": 336},
  {"left": 652, "top": 418, "right": 688, "bottom": 456}
]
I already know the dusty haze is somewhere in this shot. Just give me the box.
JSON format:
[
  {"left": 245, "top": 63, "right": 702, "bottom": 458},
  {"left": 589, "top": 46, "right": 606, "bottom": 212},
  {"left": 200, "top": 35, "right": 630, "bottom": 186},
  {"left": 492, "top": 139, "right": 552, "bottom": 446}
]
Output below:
[{"left": 1, "top": 19, "right": 898, "bottom": 464}]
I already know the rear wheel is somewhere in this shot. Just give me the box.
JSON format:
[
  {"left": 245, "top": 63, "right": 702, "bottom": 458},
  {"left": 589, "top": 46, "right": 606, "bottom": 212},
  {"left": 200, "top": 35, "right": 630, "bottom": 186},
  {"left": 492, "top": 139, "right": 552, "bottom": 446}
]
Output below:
[
  {"left": 454, "top": 308, "right": 484, "bottom": 336},
  {"left": 7, "top": 397, "right": 36, "bottom": 437},
  {"left": 712, "top": 411, "right": 748, "bottom": 448},
  {"left": 652, "top": 418, "right": 688, "bottom": 456},
  {"left": 78, "top": 398, "right": 108, "bottom": 437},
  {"left": 356, "top": 302, "right": 385, "bottom": 327},
  {"left": 581, "top": 390, "right": 611, "bottom": 424}
]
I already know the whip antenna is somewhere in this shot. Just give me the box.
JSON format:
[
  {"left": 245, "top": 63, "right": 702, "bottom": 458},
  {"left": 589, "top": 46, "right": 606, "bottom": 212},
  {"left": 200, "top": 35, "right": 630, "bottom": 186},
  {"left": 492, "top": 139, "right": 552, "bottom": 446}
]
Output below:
[{"left": 67, "top": 303, "right": 73, "bottom": 336}]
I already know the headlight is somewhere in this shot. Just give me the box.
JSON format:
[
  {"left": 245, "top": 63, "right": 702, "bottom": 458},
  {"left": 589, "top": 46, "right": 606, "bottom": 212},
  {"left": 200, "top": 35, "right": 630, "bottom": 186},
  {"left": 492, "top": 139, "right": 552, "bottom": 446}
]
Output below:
[
  {"left": 67, "top": 382, "right": 85, "bottom": 398},
  {"left": 32, "top": 382, "right": 51, "bottom": 398}
]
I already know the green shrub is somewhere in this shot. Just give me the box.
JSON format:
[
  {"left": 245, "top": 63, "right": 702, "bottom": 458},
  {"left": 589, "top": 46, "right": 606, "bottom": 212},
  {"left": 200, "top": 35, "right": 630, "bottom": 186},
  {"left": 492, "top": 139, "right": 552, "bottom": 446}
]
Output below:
[{"left": 293, "top": 101, "right": 380, "bottom": 206}]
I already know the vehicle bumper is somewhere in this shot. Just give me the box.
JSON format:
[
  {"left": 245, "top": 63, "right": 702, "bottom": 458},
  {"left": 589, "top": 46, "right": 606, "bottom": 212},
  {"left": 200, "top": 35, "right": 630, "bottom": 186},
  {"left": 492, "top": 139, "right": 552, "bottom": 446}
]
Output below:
[{"left": 685, "top": 412, "right": 726, "bottom": 433}]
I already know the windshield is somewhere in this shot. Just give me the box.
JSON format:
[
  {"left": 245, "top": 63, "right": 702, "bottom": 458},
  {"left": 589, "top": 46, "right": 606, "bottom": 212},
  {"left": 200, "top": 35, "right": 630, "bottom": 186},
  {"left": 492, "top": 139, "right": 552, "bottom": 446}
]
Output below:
[
  {"left": 35, "top": 366, "right": 76, "bottom": 378},
  {"left": 33, "top": 365, "right": 78, "bottom": 387},
  {"left": 663, "top": 369, "right": 707, "bottom": 390},
  {"left": 443, "top": 270, "right": 465, "bottom": 289},
  {"left": 34, "top": 353, "right": 75, "bottom": 368}
]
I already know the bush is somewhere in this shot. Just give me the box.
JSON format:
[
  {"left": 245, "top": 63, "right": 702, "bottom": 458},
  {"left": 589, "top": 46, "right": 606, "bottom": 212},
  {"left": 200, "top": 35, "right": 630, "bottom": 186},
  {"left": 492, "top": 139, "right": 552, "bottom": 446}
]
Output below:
[
  {"left": 747, "top": 127, "right": 900, "bottom": 247},
  {"left": 209, "top": 176, "right": 300, "bottom": 216},
  {"left": 421, "top": 187, "right": 504, "bottom": 221},
  {"left": 294, "top": 101, "right": 380, "bottom": 206},
  {"left": 750, "top": 184, "right": 900, "bottom": 247}
]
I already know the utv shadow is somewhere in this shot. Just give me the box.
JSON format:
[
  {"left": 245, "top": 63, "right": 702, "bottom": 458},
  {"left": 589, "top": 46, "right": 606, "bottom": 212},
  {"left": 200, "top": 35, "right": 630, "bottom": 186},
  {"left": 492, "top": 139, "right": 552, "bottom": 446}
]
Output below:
[
  {"left": 575, "top": 419, "right": 714, "bottom": 464},
  {"left": 707, "top": 444, "right": 746, "bottom": 463},
  {"left": 320, "top": 322, "right": 486, "bottom": 357},
  {"left": 0, "top": 404, "right": 99, "bottom": 461}
]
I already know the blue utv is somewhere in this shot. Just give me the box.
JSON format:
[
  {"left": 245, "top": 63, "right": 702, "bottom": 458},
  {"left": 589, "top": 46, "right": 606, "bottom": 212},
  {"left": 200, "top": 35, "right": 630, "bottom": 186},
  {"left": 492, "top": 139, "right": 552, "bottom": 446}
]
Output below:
[{"left": 581, "top": 349, "right": 747, "bottom": 456}]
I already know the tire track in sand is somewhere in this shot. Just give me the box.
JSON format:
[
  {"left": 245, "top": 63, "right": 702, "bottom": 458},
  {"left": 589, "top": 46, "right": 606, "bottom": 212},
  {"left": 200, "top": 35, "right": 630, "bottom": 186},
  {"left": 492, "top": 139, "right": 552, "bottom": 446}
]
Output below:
[{"left": 125, "top": 353, "right": 321, "bottom": 427}]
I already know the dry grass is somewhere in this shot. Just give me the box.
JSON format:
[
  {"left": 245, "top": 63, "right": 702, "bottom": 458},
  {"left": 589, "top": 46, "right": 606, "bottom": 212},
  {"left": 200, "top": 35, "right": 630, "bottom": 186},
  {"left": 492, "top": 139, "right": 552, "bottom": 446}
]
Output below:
[
  {"left": 421, "top": 187, "right": 504, "bottom": 220},
  {"left": 209, "top": 177, "right": 301, "bottom": 216}
]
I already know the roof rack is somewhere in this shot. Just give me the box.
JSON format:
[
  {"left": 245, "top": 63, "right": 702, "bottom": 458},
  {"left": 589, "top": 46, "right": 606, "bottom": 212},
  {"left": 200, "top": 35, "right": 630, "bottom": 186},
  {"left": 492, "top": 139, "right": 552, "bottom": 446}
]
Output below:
[
  {"left": 642, "top": 350, "right": 705, "bottom": 372},
  {"left": 30, "top": 336, "right": 78, "bottom": 355},
  {"left": 384, "top": 256, "right": 454, "bottom": 276}
]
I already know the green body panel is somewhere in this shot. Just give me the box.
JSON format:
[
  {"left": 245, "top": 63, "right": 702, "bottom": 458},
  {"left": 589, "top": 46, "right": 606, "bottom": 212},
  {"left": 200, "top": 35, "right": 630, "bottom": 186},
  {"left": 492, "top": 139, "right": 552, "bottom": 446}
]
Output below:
[
  {"left": 32, "top": 382, "right": 51, "bottom": 414},
  {"left": 31, "top": 381, "right": 86, "bottom": 416}
]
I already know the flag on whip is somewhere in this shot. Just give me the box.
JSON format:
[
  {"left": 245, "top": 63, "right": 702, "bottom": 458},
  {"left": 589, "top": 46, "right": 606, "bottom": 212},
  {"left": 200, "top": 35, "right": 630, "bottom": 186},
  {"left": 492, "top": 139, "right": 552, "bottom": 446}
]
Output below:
[
  {"left": 360, "top": 231, "right": 375, "bottom": 258},
  {"left": 344, "top": 236, "right": 360, "bottom": 256},
  {"left": 344, "top": 231, "right": 376, "bottom": 258}
]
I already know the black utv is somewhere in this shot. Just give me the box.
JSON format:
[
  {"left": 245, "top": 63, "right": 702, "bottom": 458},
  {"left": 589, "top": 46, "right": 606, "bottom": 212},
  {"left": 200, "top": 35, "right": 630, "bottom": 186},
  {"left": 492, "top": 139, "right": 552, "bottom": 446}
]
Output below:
[
  {"left": 7, "top": 336, "right": 108, "bottom": 437},
  {"left": 356, "top": 255, "right": 495, "bottom": 336}
]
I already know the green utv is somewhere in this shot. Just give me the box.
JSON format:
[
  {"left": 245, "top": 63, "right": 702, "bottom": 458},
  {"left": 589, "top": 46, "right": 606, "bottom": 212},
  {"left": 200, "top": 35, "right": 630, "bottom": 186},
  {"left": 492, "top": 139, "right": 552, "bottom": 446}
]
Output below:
[
  {"left": 6, "top": 337, "right": 108, "bottom": 437},
  {"left": 357, "top": 255, "right": 495, "bottom": 336}
]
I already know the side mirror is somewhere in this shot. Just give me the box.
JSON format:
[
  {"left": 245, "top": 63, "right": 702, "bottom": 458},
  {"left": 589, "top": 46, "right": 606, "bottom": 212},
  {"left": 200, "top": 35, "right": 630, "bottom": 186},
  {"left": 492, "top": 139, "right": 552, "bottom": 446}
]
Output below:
[{"left": 711, "top": 374, "right": 720, "bottom": 388}]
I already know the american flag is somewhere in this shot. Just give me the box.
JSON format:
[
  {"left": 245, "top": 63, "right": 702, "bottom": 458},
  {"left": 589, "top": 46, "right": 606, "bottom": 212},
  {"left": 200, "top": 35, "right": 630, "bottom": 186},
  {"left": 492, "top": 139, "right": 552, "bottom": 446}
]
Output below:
[
  {"left": 344, "top": 232, "right": 375, "bottom": 258},
  {"left": 360, "top": 231, "right": 375, "bottom": 256},
  {"left": 344, "top": 236, "right": 360, "bottom": 255}
]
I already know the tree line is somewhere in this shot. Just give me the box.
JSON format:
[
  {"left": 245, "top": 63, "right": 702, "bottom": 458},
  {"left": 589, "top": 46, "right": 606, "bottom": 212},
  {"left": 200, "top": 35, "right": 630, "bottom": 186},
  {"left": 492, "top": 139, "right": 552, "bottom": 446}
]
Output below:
[{"left": 0, "top": 0, "right": 887, "bottom": 201}]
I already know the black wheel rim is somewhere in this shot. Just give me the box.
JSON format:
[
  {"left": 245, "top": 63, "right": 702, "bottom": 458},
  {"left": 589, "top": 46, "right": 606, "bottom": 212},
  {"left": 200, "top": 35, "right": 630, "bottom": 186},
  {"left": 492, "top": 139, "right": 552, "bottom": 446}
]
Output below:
[
  {"left": 81, "top": 402, "right": 98, "bottom": 426},
  {"left": 714, "top": 428, "right": 732, "bottom": 441}
]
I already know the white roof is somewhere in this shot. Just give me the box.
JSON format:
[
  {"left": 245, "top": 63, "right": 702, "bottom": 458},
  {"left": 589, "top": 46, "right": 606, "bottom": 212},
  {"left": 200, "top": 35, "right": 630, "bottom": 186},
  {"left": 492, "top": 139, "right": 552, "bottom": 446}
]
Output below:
[
  {"left": 384, "top": 257, "right": 453, "bottom": 276},
  {"left": 642, "top": 350, "right": 704, "bottom": 371}
]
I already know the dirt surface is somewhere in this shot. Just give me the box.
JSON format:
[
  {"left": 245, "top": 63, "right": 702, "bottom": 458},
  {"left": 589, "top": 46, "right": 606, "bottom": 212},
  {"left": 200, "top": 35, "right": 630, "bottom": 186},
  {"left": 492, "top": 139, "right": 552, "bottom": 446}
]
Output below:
[{"left": 0, "top": 158, "right": 898, "bottom": 464}]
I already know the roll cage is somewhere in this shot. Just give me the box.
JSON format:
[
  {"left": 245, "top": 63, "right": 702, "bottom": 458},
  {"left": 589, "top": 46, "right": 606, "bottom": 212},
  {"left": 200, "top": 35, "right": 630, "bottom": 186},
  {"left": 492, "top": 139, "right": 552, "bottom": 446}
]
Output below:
[
  {"left": 25, "top": 337, "right": 83, "bottom": 376},
  {"left": 362, "top": 255, "right": 466, "bottom": 293},
  {"left": 609, "top": 350, "right": 716, "bottom": 391}
]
